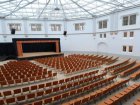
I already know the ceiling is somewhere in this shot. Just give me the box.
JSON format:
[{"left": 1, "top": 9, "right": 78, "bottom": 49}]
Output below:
[{"left": 0, "top": 0, "right": 140, "bottom": 20}]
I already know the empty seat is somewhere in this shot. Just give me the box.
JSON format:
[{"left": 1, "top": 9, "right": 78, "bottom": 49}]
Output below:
[
  {"left": 5, "top": 97, "right": 16, "bottom": 105},
  {"left": 3, "top": 91, "right": 13, "bottom": 97},
  {"left": 45, "top": 89, "right": 52, "bottom": 95},
  {"left": 13, "top": 89, "right": 22, "bottom": 96},
  {"left": 45, "top": 82, "right": 52, "bottom": 88},
  {"left": 38, "top": 84, "right": 45, "bottom": 90},
  {"left": 36, "top": 91, "right": 44, "bottom": 98},
  {"left": 27, "top": 93, "right": 35, "bottom": 101},
  {"left": 31, "top": 85, "right": 38, "bottom": 92},
  {"left": 43, "top": 97, "right": 52, "bottom": 104},
  {"left": 16, "top": 95, "right": 26, "bottom": 103},
  {"left": 7, "top": 80, "right": 15, "bottom": 86},
  {"left": 0, "top": 99, "right": 5, "bottom": 105},
  {"left": 22, "top": 87, "right": 30, "bottom": 94},
  {"left": 53, "top": 94, "right": 61, "bottom": 102},
  {"left": 33, "top": 100, "right": 43, "bottom": 105}
]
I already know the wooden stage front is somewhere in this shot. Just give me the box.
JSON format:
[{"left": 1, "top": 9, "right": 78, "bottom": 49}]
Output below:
[{"left": 18, "top": 52, "right": 64, "bottom": 60}]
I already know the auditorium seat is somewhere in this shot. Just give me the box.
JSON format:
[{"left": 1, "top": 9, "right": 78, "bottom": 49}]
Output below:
[
  {"left": 0, "top": 61, "right": 55, "bottom": 87},
  {"left": 16, "top": 95, "right": 26, "bottom": 103},
  {"left": 5, "top": 97, "right": 16, "bottom": 105},
  {"left": 130, "top": 70, "right": 140, "bottom": 80},
  {"left": 35, "top": 54, "right": 115, "bottom": 74},
  {"left": 99, "top": 83, "right": 140, "bottom": 105}
]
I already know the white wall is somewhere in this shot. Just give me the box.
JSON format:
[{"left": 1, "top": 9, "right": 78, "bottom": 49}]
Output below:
[{"left": 0, "top": 7, "right": 140, "bottom": 57}]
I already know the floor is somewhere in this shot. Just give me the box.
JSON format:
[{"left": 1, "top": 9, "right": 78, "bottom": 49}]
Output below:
[{"left": 0, "top": 54, "right": 140, "bottom": 105}]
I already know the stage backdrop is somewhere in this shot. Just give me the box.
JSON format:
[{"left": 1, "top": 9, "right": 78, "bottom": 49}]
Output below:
[{"left": 22, "top": 43, "right": 56, "bottom": 53}]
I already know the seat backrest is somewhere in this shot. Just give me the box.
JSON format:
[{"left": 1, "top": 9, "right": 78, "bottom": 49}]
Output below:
[
  {"left": 6, "top": 97, "right": 15, "bottom": 104},
  {"left": 31, "top": 85, "right": 37, "bottom": 90},
  {"left": 33, "top": 100, "right": 43, "bottom": 105},
  {"left": 13, "top": 89, "right": 21, "bottom": 94},
  {"left": 3, "top": 91, "right": 12, "bottom": 96},
  {"left": 16, "top": 95, "right": 25, "bottom": 101},
  {"left": 22, "top": 87, "right": 29, "bottom": 92},
  {"left": 44, "top": 97, "right": 52, "bottom": 104},
  {"left": 0, "top": 99, "right": 5, "bottom": 105},
  {"left": 27, "top": 93, "right": 35, "bottom": 99}
]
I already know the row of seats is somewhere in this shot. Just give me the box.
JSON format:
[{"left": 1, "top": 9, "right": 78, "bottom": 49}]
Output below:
[
  {"left": 23, "top": 76, "right": 117, "bottom": 105},
  {"left": 0, "top": 61, "right": 57, "bottom": 87},
  {"left": 62, "top": 79, "right": 130, "bottom": 105},
  {"left": 104, "top": 59, "right": 130, "bottom": 72},
  {"left": 0, "top": 72, "right": 108, "bottom": 105},
  {"left": 99, "top": 83, "right": 140, "bottom": 105},
  {"left": 0, "top": 73, "right": 57, "bottom": 88},
  {"left": 67, "top": 54, "right": 117, "bottom": 65},
  {"left": 35, "top": 54, "right": 116, "bottom": 74},
  {"left": 0, "top": 71, "right": 103, "bottom": 100},
  {"left": 35, "top": 55, "right": 101, "bottom": 74},
  {"left": 106, "top": 57, "right": 119, "bottom": 65},
  {"left": 110, "top": 61, "right": 136, "bottom": 75},
  {"left": 130, "top": 70, "right": 140, "bottom": 80},
  {"left": 119, "top": 63, "right": 140, "bottom": 77},
  {"left": 0, "top": 67, "right": 98, "bottom": 89}
]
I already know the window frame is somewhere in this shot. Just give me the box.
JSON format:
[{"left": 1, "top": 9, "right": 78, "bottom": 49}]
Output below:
[
  {"left": 122, "top": 14, "right": 136, "bottom": 26},
  {"left": 98, "top": 20, "right": 107, "bottom": 29},
  {"left": 104, "top": 33, "right": 106, "bottom": 38},
  {"left": 50, "top": 24, "right": 61, "bottom": 31},
  {"left": 130, "top": 31, "right": 134, "bottom": 37},
  {"left": 100, "top": 34, "right": 102, "bottom": 38},
  {"left": 123, "top": 32, "right": 127, "bottom": 37},
  {"left": 123, "top": 45, "right": 127, "bottom": 52},
  {"left": 9, "top": 23, "right": 21, "bottom": 31},
  {"left": 74, "top": 23, "right": 85, "bottom": 31},
  {"left": 129, "top": 46, "right": 133, "bottom": 52},
  {"left": 31, "top": 24, "right": 42, "bottom": 31},
  {"left": 130, "top": 14, "right": 136, "bottom": 25}
]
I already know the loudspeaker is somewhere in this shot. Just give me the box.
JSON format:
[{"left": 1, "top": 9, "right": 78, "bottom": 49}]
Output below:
[
  {"left": 11, "top": 28, "right": 16, "bottom": 34},
  {"left": 63, "top": 31, "right": 67, "bottom": 36}
]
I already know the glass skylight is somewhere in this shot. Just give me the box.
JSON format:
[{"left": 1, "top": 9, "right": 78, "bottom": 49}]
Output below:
[{"left": 0, "top": 0, "right": 139, "bottom": 20}]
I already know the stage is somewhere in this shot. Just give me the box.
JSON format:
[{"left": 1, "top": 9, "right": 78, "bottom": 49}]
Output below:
[{"left": 18, "top": 52, "right": 64, "bottom": 60}]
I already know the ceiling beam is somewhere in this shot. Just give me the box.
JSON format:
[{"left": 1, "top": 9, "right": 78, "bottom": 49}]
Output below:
[
  {"left": 59, "top": 0, "right": 66, "bottom": 19},
  {"left": 0, "top": 0, "right": 15, "bottom": 4},
  {"left": 38, "top": 0, "right": 51, "bottom": 18},
  {"left": 70, "top": 0, "right": 96, "bottom": 17},
  {"left": 4, "top": 0, "right": 37, "bottom": 17},
  {"left": 95, "top": 0, "right": 126, "bottom": 8},
  {"left": 8, "top": 0, "right": 24, "bottom": 16}
]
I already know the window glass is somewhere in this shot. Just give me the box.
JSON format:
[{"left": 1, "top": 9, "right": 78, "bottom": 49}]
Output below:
[
  {"left": 124, "top": 32, "right": 127, "bottom": 37},
  {"left": 129, "top": 46, "right": 133, "bottom": 52},
  {"left": 123, "top": 16, "right": 128, "bottom": 26},
  {"left": 103, "top": 20, "right": 107, "bottom": 28},
  {"left": 130, "top": 15, "right": 136, "bottom": 25},
  {"left": 9, "top": 23, "right": 21, "bottom": 31},
  {"left": 130, "top": 32, "right": 134, "bottom": 37},
  {"left": 123, "top": 46, "right": 127, "bottom": 52}
]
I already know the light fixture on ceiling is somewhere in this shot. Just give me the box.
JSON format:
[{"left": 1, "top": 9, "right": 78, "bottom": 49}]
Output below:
[
  {"left": 54, "top": 7, "right": 60, "bottom": 11},
  {"left": 54, "top": 0, "right": 60, "bottom": 11}
]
